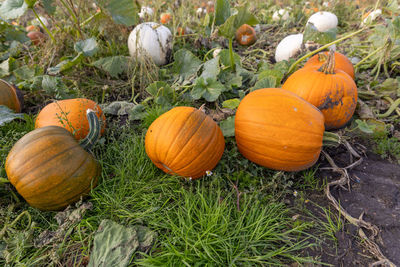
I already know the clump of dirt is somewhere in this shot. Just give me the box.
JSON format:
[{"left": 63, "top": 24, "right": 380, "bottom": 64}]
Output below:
[{"left": 309, "top": 146, "right": 400, "bottom": 266}]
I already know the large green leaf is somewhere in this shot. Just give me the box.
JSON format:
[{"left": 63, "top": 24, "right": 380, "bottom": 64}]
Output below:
[
  {"left": 88, "top": 220, "right": 156, "bottom": 267},
  {"left": 92, "top": 56, "right": 130, "bottom": 78},
  {"left": 201, "top": 57, "right": 220, "bottom": 80},
  {"left": 74, "top": 38, "right": 98, "bottom": 57},
  {"left": 191, "top": 77, "right": 224, "bottom": 102},
  {"left": 218, "top": 3, "right": 259, "bottom": 39},
  {"left": 47, "top": 53, "right": 84, "bottom": 75},
  {"left": 0, "top": 0, "right": 27, "bottom": 20},
  {"left": 251, "top": 77, "right": 276, "bottom": 91},
  {"left": 222, "top": 98, "right": 240, "bottom": 109},
  {"left": 214, "top": 0, "right": 231, "bottom": 26},
  {"left": 0, "top": 105, "right": 24, "bottom": 126},
  {"left": 96, "top": 0, "right": 139, "bottom": 26},
  {"left": 172, "top": 49, "right": 202, "bottom": 80}
]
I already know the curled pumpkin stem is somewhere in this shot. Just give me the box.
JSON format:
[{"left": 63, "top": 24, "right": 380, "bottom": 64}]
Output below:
[
  {"left": 80, "top": 109, "right": 101, "bottom": 150},
  {"left": 318, "top": 49, "right": 335, "bottom": 74}
]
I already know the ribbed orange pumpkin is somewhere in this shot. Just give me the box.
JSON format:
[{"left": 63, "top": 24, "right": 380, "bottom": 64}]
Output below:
[
  {"left": 235, "top": 24, "right": 257, "bottom": 46},
  {"left": 35, "top": 98, "right": 106, "bottom": 140},
  {"left": 303, "top": 51, "right": 355, "bottom": 79},
  {"left": 145, "top": 106, "right": 225, "bottom": 179},
  {"left": 6, "top": 110, "right": 101, "bottom": 211},
  {"left": 0, "top": 79, "right": 23, "bottom": 112},
  {"left": 282, "top": 50, "right": 358, "bottom": 130},
  {"left": 235, "top": 88, "right": 325, "bottom": 171}
]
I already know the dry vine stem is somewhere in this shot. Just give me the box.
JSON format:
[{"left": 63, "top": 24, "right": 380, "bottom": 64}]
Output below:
[{"left": 322, "top": 150, "right": 396, "bottom": 267}]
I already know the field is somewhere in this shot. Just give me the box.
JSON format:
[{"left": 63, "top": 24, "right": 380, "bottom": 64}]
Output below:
[{"left": 1, "top": 0, "right": 400, "bottom": 266}]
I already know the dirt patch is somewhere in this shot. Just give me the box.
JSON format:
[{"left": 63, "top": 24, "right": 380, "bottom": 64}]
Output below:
[{"left": 308, "top": 147, "right": 400, "bottom": 266}]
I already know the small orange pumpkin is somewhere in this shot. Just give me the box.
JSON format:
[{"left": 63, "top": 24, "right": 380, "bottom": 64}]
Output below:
[
  {"left": 160, "top": 13, "right": 172, "bottom": 24},
  {"left": 35, "top": 98, "right": 106, "bottom": 141},
  {"left": 235, "top": 88, "right": 325, "bottom": 171},
  {"left": 27, "top": 31, "right": 47, "bottom": 45},
  {"left": 145, "top": 106, "right": 225, "bottom": 179},
  {"left": 235, "top": 24, "right": 257, "bottom": 46},
  {"left": 25, "top": 25, "right": 40, "bottom": 32},
  {"left": 0, "top": 79, "right": 23, "bottom": 112},
  {"left": 282, "top": 50, "right": 358, "bottom": 130},
  {"left": 304, "top": 51, "right": 355, "bottom": 79}
]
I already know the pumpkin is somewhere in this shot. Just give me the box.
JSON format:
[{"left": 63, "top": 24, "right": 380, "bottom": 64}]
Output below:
[
  {"left": 128, "top": 22, "right": 173, "bottom": 66},
  {"left": 0, "top": 79, "right": 23, "bottom": 112},
  {"left": 282, "top": 50, "right": 358, "bottom": 130},
  {"left": 362, "top": 9, "right": 381, "bottom": 25},
  {"left": 27, "top": 31, "right": 47, "bottom": 45},
  {"left": 25, "top": 25, "right": 40, "bottom": 32},
  {"left": 275, "top": 33, "right": 303, "bottom": 62},
  {"left": 35, "top": 98, "right": 106, "bottom": 141},
  {"left": 272, "top": 9, "right": 290, "bottom": 21},
  {"left": 303, "top": 51, "right": 355, "bottom": 79},
  {"left": 176, "top": 27, "right": 185, "bottom": 36},
  {"left": 235, "top": 88, "right": 325, "bottom": 171},
  {"left": 160, "top": 13, "right": 172, "bottom": 24},
  {"left": 5, "top": 109, "right": 101, "bottom": 211},
  {"left": 145, "top": 106, "right": 225, "bottom": 179},
  {"left": 235, "top": 24, "right": 257, "bottom": 46},
  {"left": 306, "top": 11, "right": 338, "bottom": 32}
]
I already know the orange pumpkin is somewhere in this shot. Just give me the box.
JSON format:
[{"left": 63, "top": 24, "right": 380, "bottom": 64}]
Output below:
[
  {"left": 25, "top": 25, "right": 40, "bottom": 32},
  {"left": 145, "top": 106, "right": 225, "bottom": 179},
  {"left": 27, "top": 31, "right": 47, "bottom": 45},
  {"left": 282, "top": 50, "right": 358, "bottom": 130},
  {"left": 6, "top": 110, "right": 101, "bottom": 211},
  {"left": 0, "top": 79, "right": 23, "bottom": 112},
  {"left": 235, "top": 24, "right": 257, "bottom": 46},
  {"left": 35, "top": 98, "right": 106, "bottom": 141},
  {"left": 235, "top": 88, "right": 325, "bottom": 171},
  {"left": 304, "top": 51, "right": 355, "bottom": 79},
  {"left": 177, "top": 27, "right": 185, "bottom": 36},
  {"left": 160, "top": 13, "right": 172, "bottom": 24}
]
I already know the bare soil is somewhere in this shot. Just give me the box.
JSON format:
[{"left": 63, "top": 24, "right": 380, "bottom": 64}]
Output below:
[{"left": 305, "top": 145, "right": 400, "bottom": 266}]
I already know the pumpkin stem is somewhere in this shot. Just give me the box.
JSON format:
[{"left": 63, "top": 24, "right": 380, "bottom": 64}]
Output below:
[
  {"left": 317, "top": 52, "right": 328, "bottom": 62},
  {"left": 318, "top": 49, "right": 335, "bottom": 74},
  {"left": 80, "top": 109, "right": 101, "bottom": 150}
]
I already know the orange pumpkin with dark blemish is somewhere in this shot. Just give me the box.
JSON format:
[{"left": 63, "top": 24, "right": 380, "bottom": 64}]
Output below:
[
  {"left": 282, "top": 50, "right": 358, "bottom": 130},
  {"left": 235, "top": 24, "right": 257, "bottom": 46}
]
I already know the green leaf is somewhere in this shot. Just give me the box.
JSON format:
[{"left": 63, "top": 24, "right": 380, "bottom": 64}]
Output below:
[
  {"left": 219, "top": 116, "right": 235, "bottom": 137},
  {"left": 42, "top": 0, "right": 56, "bottom": 15},
  {"left": 251, "top": 77, "right": 276, "bottom": 91},
  {"left": 201, "top": 57, "right": 220, "bottom": 80},
  {"left": 222, "top": 98, "right": 240, "bottom": 109},
  {"left": 88, "top": 220, "right": 156, "bottom": 267},
  {"left": 3, "top": 25, "right": 30, "bottom": 43},
  {"left": 47, "top": 53, "right": 84, "bottom": 75},
  {"left": 355, "top": 119, "right": 375, "bottom": 134},
  {"left": 0, "top": 58, "right": 16, "bottom": 78},
  {"left": 96, "top": 0, "right": 139, "bottom": 26},
  {"left": 303, "top": 23, "right": 337, "bottom": 45},
  {"left": 0, "top": 105, "right": 24, "bottom": 126},
  {"left": 172, "top": 49, "right": 202, "bottom": 80},
  {"left": 191, "top": 77, "right": 207, "bottom": 100},
  {"left": 218, "top": 3, "right": 259, "bottom": 39},
  {"left": 92, "top": 56, "right": 130, "bottom": 78},
  {"left": 258, "top": 69, "right": 283, "bottom": 87},
  {"left": 0, "top": 0, "right": 28, "bottom": 20},
  {"left": 42, "top": 75, "right": 73, "bottom": 99},
  {"left": 219, "top": 49, "right": 241, "bottom": 67},
  {"left": 203, "top": 78, "right": 224, "bottom": 102},
  {"left": 74, "top": 38, "right": 98, "bottom": 57},
  {"left": 215, "top": 0, "right": 231, "bottom": 26},
  {"left": 24, "top": 0, "right": 37, "bottom": 9},
  {"left": 13, "top": 65, "right": 35, "bottom": 80},
  {"left": 145, "top": 81, "right": 174, "bottom": 105}
]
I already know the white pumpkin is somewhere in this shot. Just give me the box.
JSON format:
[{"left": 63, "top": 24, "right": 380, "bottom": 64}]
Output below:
[
  {"left": 272, "top": 9, "right": 290, "bottom": 21},
  {"left": 139, "top": 6, "right": 154, "bottom": 19},
  {"left": 275, "top": 33, "right": 303, "bottom": 62},
  {"left": 306, "top": 11, "right": 338, "bottom": 32},
  {"left": 128, "top": 22, "right": 173, "bottom": 66},
  {"left": 33, "top": 16, "right": 50, "bottom": 28},
  {"left": 362, "top": 9, "right": 382, "bottom": 25}
]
